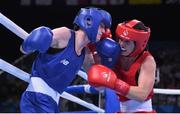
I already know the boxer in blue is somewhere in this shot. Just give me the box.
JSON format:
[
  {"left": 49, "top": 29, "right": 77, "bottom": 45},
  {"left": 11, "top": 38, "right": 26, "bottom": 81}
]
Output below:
[{"left": 19, "top": 7, "right": 112, "bottom": 113}]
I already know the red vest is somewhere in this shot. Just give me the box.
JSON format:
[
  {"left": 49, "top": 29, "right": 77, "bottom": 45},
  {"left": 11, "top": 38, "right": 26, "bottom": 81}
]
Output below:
[{"left": 114, "top": 51, "right": 154, "bottom": 101}]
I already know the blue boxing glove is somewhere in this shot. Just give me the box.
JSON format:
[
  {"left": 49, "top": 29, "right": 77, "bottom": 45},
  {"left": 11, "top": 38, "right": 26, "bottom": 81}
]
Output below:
[
  {"left": 22, "top": 26, "right": 53, "bottom": 54},
  {"left": 96, "top": 38, "right": 121, "bottom": 69}
]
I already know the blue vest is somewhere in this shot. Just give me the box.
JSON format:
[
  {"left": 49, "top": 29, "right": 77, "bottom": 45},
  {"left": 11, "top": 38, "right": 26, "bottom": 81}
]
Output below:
[{"left": 31, "top": 30, "right": 85, "bottom": 93}]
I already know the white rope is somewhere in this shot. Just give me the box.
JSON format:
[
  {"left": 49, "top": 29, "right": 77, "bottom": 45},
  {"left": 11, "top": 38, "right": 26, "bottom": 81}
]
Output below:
[
  {"left": 0, "top": 58, "right": 104, "bottom": 112},
  {"left": 77, "top": 69, "right": 180, "bottom": 95},
  {"left": 76, "top": 70, "right": 180, "bottom": 95},
  {"left": 61, "top": 92, "right": 104, "bottom": 112},
  {"left": 0, "top": 55, "right": 29, "bottom": 75},
  {"left": 0, "top": 12, "right": 28, "bottom": 39},
  {"left": 0, "top": 59, "right": 30, "bottom": 82},
  {"left": 77, "top": 70, "right": 88, "bottom": 80},
  {"left": 154, "top": 88, "right": 180, "bottom": 95}
]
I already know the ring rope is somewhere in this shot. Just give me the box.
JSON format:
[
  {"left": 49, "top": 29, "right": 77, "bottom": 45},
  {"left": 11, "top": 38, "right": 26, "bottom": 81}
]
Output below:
[{"left": 0, "top": 58, "right": 104, "bottom": 112}]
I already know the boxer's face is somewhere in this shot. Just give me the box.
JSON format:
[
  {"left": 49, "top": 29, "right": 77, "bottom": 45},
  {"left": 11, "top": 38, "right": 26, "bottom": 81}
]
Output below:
[
  {"left": 96, "top": 23, "right": 105, "bottom": 42},
  {"left": 118, "top": 37, "right": 135, "bottom": 56}
]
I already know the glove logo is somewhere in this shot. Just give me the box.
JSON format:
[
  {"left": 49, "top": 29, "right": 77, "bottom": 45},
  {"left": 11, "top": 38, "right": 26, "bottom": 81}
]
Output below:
[
  {"left": 123, "top": 29, "right": 128, "bottom": 37},
  {"left": 100, "top": 72, "right": 111, "bottom": 82}
]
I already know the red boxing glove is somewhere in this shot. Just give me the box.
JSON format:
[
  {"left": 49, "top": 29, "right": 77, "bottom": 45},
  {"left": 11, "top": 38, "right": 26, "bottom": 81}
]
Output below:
[
  {"left": 88, "top": 64, "right": 117, "bottom": 88},
  {"left": 101, "top": 28, "right": 112, "bottom": 39},
  {"left": 88, "top": 64, "right": 130, "bottom": 96}
]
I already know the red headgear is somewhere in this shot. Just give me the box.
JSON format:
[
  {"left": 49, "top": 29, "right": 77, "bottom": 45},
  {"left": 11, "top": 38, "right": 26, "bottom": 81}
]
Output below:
[{"left": 116, "top": 19, "right": 150, "bottom": 57}]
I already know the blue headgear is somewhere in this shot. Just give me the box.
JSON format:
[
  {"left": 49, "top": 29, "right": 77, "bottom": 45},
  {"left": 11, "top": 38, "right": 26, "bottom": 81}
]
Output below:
[
  {"left": 100, "top": 9, "right": 112, "bottom": 28},
  {"left": 73, "top": 7, "right": 112, "bottom": 44}
]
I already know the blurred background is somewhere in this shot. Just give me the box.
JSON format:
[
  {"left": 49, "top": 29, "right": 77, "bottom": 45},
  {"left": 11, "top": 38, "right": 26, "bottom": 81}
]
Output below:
[{"left": 0, "top": 0, "right": 180, "bottom": 112}]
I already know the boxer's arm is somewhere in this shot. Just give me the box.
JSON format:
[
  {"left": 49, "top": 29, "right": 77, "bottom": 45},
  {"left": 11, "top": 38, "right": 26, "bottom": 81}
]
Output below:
[
  {"left": 126, "top": 56, "right": 156, "bottom": 101},
  {"left": 83, "top": 48, "right": 95, "bottom": 72}
]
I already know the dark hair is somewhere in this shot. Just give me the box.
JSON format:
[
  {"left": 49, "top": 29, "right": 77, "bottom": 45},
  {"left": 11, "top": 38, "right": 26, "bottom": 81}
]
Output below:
[
  {"left": 133, "top": 22, "right": 149, "bottom": 51},
  {"left": 133, "top": 22, "right": 148, "bottom": 32}
]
